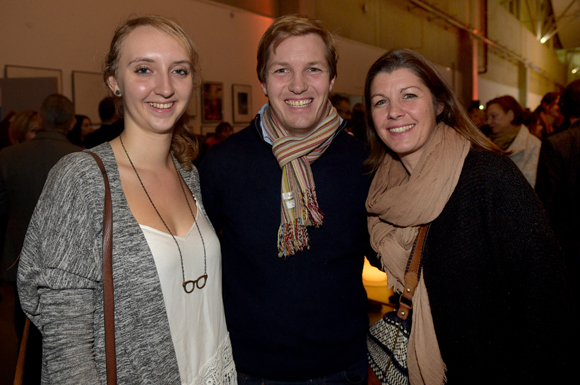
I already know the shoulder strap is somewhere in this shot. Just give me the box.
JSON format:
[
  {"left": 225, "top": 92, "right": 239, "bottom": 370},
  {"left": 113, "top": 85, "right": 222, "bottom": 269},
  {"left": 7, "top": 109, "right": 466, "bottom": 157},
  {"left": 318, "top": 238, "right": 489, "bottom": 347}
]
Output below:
[
  {"left": 87, "top": 151, "right": 117, "bottom": 385},
  {"left": 397, "top": 224, "right": 429, "bottom": 320}
]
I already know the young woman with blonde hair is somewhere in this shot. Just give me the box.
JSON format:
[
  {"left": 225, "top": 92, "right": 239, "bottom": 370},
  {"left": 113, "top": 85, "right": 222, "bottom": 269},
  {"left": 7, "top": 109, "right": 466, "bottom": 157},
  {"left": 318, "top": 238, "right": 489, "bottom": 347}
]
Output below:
[{"left": 18, "top": 15, "right": 235, "bottom": 384}]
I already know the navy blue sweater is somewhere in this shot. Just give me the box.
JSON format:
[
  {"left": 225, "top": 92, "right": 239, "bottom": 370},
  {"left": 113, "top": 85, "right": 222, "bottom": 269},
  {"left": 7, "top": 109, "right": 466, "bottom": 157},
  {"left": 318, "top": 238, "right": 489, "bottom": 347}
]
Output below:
[{"left": 199, "top": 118, "right": 371, "bottom": 380}]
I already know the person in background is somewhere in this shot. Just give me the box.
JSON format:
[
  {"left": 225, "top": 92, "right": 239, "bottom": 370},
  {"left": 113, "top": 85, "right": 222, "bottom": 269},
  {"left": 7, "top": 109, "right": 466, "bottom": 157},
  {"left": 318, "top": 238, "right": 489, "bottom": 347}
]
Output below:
[
  {"left": 486, "top": 95, "right": 541, "bottom": 186},
  {"left": 84, "top": 96, "right": 124, "bottom": 148},
  {"left": 365, "top": 48, "right": 573, "bottom": 384},
  {"left": 66, "top": 114, "right": 93, "bottom": 147},
  {"left": 0, "top": 110, "right": 17, "bottom": 149},
  {"left": 536, "top": 79, "right": 580, "bottom": 307},
  {"left": 350, "top": 102, "right": 367, "bottom": 142},
  {"left": 17, "top": 15, "right": 235, "bottom": 384},
  {"left": 330, "top": 93, "right": 352, "bottom": 121},
  {"left": 467, "top": 105, "right": 490, "bottom": 136},
  {"left": 528, "top": 92, "right": 563, "bottom": 139},
  {"left": 0, "top": 94, "right": 81, "bottom": 384},
  {"left": 8, "top": 110, "right": 40, "bottom": 144},
  {"left": 205, "top": 121, "right": 233, "bottom": 147},
  {"left": 199, "top": 14, "right": 372, "bottom": 384}
]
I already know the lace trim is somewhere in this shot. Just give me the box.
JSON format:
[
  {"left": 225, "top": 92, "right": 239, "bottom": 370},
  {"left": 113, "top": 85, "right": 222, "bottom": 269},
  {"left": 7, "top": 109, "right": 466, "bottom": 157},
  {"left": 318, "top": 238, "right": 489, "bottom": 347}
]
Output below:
[{"left": 192, "top": 333, "right": 236, "bottom": 385}]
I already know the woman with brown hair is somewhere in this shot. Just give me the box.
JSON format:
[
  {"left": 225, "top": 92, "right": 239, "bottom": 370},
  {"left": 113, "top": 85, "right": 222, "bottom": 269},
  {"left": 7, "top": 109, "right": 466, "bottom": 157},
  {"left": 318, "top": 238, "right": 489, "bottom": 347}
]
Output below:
[
  {"left": 8, "top": 110, "right": 39, "bottom": 144},
  {"left": 66, "top": 114, "right": 94, "bottom": 147},
  {"left": 18, "top": 15, "right": 235, "bottom": 384},
  {"left": 365, "top": 49, "right": 572, "bottom": 384},
  {"left": 486, "top": 95, "right": 541, "bottom": 186},
  {"left": 528, "top": 91, "right": 563, "bottom": 138}
]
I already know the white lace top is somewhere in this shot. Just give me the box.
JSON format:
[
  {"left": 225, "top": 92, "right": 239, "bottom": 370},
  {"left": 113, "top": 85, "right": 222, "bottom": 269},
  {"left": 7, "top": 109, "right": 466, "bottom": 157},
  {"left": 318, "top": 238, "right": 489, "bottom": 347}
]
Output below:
[{"left": 140, "top": 206, "right": 236, "bottom": 384}]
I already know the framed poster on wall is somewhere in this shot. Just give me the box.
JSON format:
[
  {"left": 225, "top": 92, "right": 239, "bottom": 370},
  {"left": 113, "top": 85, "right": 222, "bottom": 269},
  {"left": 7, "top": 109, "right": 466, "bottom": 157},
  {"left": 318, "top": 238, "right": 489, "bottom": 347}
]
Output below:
[
  {"left": 232, "top": 84, "right": 252, "bottom": 123},
  {"left": 202, "top": 82, "right": 223, "bottom": 122},
  {"left": 72, "top": 71, "right": 109, "bottom": 123},
  {"left": 5, "top": 65, "right": 63, "bottom": 93}
]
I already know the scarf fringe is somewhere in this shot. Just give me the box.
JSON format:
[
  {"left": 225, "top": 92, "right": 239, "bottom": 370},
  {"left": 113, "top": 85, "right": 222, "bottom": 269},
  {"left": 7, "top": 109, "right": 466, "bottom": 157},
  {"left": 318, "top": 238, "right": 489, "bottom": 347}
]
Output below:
[
  {"left": 277, "top": 222, "right": 311, "bottom": 258},
  {"left": 276, "top": 189, "right": 325, "bottom": 258},
  {"left": 301, "top": 188, "right": 324, "bottom": 226}
]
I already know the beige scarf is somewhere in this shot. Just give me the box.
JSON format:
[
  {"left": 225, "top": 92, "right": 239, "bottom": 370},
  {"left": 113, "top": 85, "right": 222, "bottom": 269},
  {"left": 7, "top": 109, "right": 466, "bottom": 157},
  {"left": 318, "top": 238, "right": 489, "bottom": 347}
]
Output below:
[
  {"left": 366, "top": 123, "right": 470, "bottom": 385},
  {"left": 489, "top": 124, "right": 520, "bottom": 150}
]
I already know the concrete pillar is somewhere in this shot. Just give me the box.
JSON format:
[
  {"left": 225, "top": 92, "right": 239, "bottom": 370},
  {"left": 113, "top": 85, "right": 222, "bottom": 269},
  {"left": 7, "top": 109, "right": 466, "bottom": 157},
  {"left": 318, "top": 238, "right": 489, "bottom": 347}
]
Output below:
[{"left": 518, "top": 62, "right": 528, "bottom": 109}]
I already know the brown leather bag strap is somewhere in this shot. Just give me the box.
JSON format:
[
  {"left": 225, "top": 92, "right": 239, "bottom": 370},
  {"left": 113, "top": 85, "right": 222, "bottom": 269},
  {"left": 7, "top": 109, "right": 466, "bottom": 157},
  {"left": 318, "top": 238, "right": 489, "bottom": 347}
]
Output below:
[
  {"left": 397, "top": 224, "right": 430, "bottom": 320},
  {"left": 87, "top": 151, "right": 117, "bottom": 385},
  {"left": 13, "top": 317, "right": 30, "bottom": 385}
]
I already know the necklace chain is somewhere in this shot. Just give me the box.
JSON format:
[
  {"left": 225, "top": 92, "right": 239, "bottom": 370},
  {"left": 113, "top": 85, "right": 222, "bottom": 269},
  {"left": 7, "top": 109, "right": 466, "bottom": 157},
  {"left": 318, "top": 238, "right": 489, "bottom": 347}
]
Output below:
[{"left": 119, "top": 135, "right": 207, "bottom": 293}]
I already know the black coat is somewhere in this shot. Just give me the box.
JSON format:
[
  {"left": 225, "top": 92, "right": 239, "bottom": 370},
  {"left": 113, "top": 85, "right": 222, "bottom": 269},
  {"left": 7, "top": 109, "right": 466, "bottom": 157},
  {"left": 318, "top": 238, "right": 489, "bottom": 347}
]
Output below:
[
  {"left": 424, "top": 148, "right": 574, "bottom": 384},
  {"left": 536, "top": 120, "right": 580, "bottom": 304}
]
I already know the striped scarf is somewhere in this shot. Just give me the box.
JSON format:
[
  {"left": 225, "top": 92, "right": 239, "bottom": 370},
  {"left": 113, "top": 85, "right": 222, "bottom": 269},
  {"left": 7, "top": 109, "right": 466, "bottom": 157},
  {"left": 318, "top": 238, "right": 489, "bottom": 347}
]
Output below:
[{"left": 262, "top": 102, "right": 341, "bottom": 258}]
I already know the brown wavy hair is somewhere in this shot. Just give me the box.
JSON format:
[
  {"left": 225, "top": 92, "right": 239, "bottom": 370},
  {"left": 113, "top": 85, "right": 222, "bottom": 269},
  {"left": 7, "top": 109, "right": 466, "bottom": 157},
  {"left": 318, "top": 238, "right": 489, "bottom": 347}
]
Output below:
[
  {"left": 103, "top": 15, "right": 201, "bottom": 169},
  {"left": 364, "top": 49, "right": 502, "bottom": 172}
]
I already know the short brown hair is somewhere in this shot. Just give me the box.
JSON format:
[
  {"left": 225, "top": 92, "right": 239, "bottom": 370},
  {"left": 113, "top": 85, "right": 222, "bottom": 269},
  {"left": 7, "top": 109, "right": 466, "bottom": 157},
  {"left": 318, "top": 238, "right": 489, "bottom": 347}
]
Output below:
[
  {"left": 257, "top": 14, "right": 338, "bottom": 83},
  {"left": 40, "top": 94, "right": 75, "bottom": 133},
  {"left": 364, "top": 49, "right": 501, "bottom": 172},
  {"left": 486, "top": 96, "right": 526, "bottom": 126},
  {"left": 103, "top": 15, "right": 201, "bottom": 169}
]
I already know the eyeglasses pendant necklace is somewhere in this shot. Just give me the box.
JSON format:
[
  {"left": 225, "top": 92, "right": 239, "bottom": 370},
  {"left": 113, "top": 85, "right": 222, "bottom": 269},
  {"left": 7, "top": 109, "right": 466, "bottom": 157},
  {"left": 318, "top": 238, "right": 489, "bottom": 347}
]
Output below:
[{"left": 120, "top": 134, "right": 207, "bottom": 293}]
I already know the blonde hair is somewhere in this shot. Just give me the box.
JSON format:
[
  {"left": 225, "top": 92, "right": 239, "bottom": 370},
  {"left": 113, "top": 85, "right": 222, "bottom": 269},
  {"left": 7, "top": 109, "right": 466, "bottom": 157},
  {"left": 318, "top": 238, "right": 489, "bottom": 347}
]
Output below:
[{"left": 103, "top": 15, "right": 201, "bottom": 169}]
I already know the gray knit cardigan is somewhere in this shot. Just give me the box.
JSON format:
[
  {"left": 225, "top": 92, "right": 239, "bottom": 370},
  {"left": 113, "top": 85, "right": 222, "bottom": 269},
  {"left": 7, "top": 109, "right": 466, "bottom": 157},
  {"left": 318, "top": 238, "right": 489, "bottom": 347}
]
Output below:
[{"left": 18, "top": 143, "right": 207, "bottom": 384}]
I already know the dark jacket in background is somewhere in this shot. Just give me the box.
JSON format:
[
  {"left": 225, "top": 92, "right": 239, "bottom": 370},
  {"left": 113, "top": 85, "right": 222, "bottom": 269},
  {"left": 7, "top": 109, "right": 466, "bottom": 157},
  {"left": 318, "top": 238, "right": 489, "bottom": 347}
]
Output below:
[
  {"left": 84, "top": 119, "right": 124, "bottom": 149},
  {"left": 0, "top": 130, "right": 81, "bottom": 281},
  {"left": 535, "top": 119, "right": 580, "bottom": 304}
]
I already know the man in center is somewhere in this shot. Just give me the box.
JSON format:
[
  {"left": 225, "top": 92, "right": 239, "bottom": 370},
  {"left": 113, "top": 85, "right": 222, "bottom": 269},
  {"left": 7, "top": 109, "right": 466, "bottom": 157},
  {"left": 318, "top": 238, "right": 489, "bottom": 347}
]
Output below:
[{"left": 199, "top": 15, "right": 371, "bottom": 383}]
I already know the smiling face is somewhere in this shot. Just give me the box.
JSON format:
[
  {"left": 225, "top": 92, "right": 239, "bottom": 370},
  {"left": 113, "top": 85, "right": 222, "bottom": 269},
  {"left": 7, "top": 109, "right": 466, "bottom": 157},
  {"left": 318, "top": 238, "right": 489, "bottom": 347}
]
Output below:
[
  {"left": 370, "top": 68, "right": 441, "bottom": 173},
  {"left": 486, "top": 103, "right": 514, "bottom": 134},
  {"left": 106, "top": 26, "right": 193, "bottom": 136},
  {"left": 260, "top": 34, "right": 335, "bottom": 137}
]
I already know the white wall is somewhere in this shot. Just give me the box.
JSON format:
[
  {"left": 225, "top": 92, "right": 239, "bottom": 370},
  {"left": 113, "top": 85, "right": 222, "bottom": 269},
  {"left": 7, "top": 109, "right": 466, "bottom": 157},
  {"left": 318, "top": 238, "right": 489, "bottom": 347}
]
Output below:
[
  {"left": 332, "top": 37, "right": 384, "bottom": 97},
  {"left": 479, "top": 77, "right": 519, "bottom": 106},
  {"left": 0, "top": 0, "right": 398, "bottom": 133},
  {"left": 479, "top": 78, "right": 542, "bottom": 110},
  {"left": 0, "top": 0, "right": 274, "bottom": 132}
]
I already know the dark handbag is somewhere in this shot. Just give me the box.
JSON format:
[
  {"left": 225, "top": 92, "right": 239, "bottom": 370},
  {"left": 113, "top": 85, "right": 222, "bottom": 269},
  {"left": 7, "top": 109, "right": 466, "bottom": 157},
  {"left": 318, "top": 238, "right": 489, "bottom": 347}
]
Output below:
[
  {"left": 367, "top": 224, "right": 429, "bottom": 385},
  {"left": 88, "top": 151, "right": 117, "bottom": 385}
]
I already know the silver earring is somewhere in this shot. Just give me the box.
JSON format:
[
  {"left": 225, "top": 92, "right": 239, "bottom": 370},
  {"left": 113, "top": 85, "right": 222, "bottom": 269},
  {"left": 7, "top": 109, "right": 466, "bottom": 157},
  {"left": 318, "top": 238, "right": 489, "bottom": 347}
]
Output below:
[{"left": 115, "top": 90, "right": 121, "bottom": 96}]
